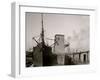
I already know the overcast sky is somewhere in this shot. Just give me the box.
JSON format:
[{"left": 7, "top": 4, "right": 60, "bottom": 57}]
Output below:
[{"left": 25, "top": 12, "right": 89, "bottom": 52}]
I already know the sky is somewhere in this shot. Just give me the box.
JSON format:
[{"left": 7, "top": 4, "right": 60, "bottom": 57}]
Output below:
[{"left": 25, "top": 12, "right": 89, "bottom": 52}]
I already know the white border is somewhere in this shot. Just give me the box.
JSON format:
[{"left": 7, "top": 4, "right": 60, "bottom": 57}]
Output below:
[{"left": 11, "top": 2, "right": 96, "bottom": 78}]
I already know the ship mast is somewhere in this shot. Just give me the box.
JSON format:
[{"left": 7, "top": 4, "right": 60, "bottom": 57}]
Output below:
[{"left": 41, "top": 13, "right": 45, "bottom": 47}]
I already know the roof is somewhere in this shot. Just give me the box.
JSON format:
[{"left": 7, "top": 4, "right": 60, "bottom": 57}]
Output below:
[{"left": 55, "top": 34, "right": 64, "bottom": 36}]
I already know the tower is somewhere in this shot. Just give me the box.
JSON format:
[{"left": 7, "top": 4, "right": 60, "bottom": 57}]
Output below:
[
  {"left": 54, "top": 34, "right": 65, "bottom": 54},
  {"left": 54, "top": 34, "right": 65, "bottom": 65}
]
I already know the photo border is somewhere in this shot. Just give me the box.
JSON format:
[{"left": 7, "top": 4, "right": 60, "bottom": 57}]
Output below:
[{"left": 11, "top": 2, "right": 96, "bottom": 78}]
